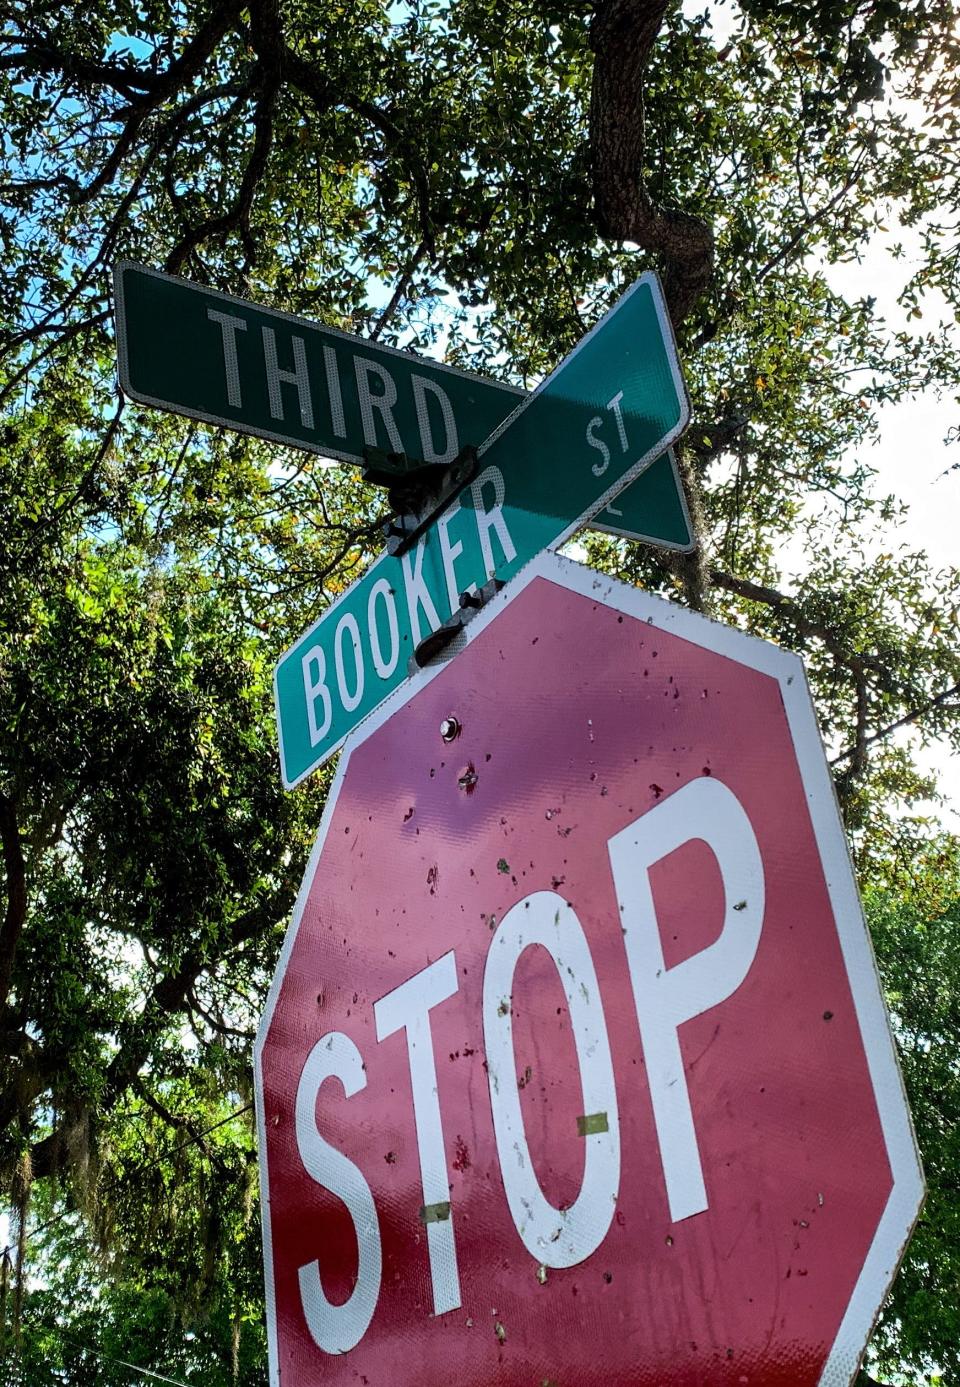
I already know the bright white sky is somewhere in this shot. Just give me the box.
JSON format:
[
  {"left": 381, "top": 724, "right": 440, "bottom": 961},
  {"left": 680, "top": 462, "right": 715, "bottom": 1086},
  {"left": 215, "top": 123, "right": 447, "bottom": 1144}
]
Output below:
[
  {"left": 694, "top": 1, "right": 960, "bottom": 827},
  {"left": 824, "top": 237, "right": 960, "bottom": 826}
]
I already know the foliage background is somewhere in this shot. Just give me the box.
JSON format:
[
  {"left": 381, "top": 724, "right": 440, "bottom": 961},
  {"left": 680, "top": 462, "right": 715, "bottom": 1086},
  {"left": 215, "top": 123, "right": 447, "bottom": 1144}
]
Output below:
[{"left": 0, "top": 0, "right": 959, "bottom": 1381}]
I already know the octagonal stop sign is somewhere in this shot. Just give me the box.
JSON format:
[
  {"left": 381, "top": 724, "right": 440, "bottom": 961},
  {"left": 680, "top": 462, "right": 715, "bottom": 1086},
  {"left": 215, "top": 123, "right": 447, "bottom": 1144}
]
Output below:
[{"left": 255, "top": 551, "right": 923, "bottom": 1387}]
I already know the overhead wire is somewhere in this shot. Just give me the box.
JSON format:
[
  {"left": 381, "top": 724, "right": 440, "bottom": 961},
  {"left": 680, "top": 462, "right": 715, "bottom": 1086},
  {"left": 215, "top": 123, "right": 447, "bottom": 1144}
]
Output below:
[
  {"left": 1, "top": 1100, "right": 257, "bottom": 1382},
  {"left": 5, "top": 1323, "right": 196, "bottom": 1385},
  {"left": 0, "top": 1101, "right": 254, "bottom": 1264}
]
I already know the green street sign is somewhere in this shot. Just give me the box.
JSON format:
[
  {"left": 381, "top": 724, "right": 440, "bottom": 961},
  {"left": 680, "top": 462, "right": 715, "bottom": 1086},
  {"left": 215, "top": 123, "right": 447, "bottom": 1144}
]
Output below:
[
  {"left": 591, "top": 446, "right": 692, "bottom": 550},
  {"left": 113, "top": 261, "right": 691, "bottom": 549},
  {"left": 273, "top": 272, "right": 690, "bottom": 787}
]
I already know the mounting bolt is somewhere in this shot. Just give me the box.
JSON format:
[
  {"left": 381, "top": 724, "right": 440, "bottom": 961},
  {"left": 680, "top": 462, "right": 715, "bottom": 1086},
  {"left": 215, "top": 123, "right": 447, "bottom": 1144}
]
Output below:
[{"left": 440, "top": 717, "right": 461, "bottom": 743}]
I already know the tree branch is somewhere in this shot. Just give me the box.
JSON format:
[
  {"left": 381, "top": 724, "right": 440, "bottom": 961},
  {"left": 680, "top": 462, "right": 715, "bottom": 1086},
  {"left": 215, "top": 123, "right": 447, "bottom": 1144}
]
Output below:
[
  {"left": 164, "top": 79, "right": 277, "bottom": 273},
  {"left": 0, "top": 793, "right": 27, "bottom": 1009},
  {"left": 133, "top": 1077, "right": 213, "bottom": 1159},
  {"left": 705, "top": 567, "right": 960, "bottom": 785},
  {"left": 369, "top": 238, "right": 429, "bottom": 341},
  {"left": 832, "top": 681, "right": 960, "bottom": 767},
  {"left": 29, "top": 887, "right": 295, "bottom": 1178},
  {"left": 68, "top": 0, "right": 244, "bottom": 211},
  {"left": 121, "top": 0, "right": 245, "bottom": 112},
  {"left": 707, "top": 568, "right": 888, "bottom": 679},
  {"left": 0, "top": 46, "right": 157, "bottom": 99},
  {"left": 590, "top": 0, "right": 714, "bottom": 323},
  {"left": 283, "top": 50, "right": 435, "bottom": 255}
]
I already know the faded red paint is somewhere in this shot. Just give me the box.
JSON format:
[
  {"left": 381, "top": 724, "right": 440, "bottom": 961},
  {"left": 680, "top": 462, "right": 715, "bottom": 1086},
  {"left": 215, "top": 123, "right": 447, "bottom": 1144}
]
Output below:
[{"left": 257, "top": 574, "right": 895, "bottom": 1386}]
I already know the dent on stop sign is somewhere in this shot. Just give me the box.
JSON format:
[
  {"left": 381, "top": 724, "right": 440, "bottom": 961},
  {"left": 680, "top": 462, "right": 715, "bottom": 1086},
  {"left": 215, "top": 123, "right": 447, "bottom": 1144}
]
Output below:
[{"left": 254, "top": 551, "right": 922, "bottom": 1387}]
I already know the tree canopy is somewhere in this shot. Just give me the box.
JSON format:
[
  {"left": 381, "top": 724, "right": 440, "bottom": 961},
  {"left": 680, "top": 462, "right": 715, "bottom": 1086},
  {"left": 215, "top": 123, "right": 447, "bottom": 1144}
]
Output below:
[{"left": 0, "top": 0, "right": 959, "bottom": 1382}]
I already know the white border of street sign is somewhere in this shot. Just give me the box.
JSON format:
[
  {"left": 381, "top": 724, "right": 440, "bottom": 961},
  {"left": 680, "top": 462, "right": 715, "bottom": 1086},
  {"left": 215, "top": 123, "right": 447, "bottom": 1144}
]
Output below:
[
  {"left": 113, "top": 259, "right": 524, "bottom": 466},
  {"left": 466, "top": 273, "right": 688, "bottom": 461},
  {"left": 590, "top": 447, "right": 695, "bottom": 551},
  {"left": 273, "top": 271, "right": 691, "bottom": 787},
  {"left": 254, "top": 549, "right": 924, "bottom": 1385}
]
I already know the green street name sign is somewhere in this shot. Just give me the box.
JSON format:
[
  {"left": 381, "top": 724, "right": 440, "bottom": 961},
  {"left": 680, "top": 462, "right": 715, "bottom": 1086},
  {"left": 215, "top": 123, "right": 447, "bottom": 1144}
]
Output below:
[
  {"left": 113, "top": 261, "right": 692, "bottom": 548},
  {"left": 273, "top": 272, "right": 690, "bottom": 787}
]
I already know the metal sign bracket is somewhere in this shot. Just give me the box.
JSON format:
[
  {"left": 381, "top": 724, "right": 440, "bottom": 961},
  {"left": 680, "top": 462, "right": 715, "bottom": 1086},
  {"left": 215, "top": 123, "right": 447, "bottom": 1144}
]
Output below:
[
  {"left": 407, "top": 576, "right": 504, "bottom": 673},
  {"left": 361, "top": 445, "right": 479, "bottom": 558}
]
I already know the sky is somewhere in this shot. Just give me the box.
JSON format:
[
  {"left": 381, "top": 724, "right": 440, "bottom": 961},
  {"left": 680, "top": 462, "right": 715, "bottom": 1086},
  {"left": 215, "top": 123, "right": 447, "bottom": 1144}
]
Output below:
[
  {"left": 824, "top": 235, "right": 960, "bottom": 824},
  {"left": 693, "top": 1, "right": 960, "bottom": 827}
]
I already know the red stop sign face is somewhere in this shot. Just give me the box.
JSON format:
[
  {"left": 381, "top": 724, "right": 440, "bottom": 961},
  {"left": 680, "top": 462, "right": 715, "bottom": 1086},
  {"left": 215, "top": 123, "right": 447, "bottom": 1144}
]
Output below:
[{"left": 255, "top": 553, "right": 922, "bottom": 1387}]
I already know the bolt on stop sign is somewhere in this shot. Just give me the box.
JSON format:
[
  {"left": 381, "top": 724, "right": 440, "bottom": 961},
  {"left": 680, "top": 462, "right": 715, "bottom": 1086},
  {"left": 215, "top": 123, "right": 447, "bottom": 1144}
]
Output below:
[{"left": 254, "top": 552, "right": 923, "bottom": 1387}]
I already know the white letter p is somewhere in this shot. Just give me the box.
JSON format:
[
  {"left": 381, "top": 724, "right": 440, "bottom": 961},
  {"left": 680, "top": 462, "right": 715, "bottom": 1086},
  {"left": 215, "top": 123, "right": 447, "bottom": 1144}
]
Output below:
[{"left": 607, "top": 777, "right": 764, "bottom": 1224}]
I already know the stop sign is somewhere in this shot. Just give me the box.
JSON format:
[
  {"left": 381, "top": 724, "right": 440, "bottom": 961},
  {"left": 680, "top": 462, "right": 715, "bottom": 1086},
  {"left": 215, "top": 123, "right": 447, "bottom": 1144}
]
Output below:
[{"left": 255, "top": 552, "right": 923, "bottom": 1386}]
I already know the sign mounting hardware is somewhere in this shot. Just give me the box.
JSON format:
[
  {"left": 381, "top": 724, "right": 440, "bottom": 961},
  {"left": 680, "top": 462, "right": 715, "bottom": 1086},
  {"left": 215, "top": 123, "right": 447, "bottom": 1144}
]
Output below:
[{"left": 271, "top": 270, "right": 690, "bottom": 786}]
